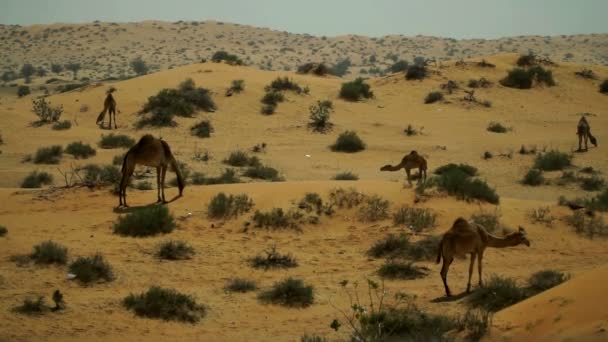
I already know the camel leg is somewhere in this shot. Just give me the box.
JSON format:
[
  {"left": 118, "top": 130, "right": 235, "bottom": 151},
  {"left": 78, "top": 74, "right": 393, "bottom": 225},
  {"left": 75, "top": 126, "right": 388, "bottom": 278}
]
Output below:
[
  {"left": 467, "top": 253, "right": 476, "bottom": 293},
  {"left": 440, "top": 257, "right": 454, "bottom": 297},
  {"left": 160, "top": 165, "right": 167, "bottom": 203},
  {"left": 584, "top": 133, "right": 588, "bottom": 151},
  {"left": 478, "top": 251, "right": 484, "bottom": 287},
  {"left": 112, "top": 108, "right": 117, "bottom": 129},
  {"left": 156, "top": 167, "right": 162, "bottom": 203},
  {"left": 405, "top": 168, "right": 412, "bottom": 187},
  {"left": 119, "top": 163, "right": 134, "bottom": 207}
]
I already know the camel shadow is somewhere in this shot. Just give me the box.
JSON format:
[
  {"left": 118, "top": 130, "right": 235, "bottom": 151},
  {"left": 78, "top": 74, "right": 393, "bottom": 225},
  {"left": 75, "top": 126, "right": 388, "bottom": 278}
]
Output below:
[
  {"left": 430, "top": 291, "right": 471, "bottom": 303},
  {"left": 112, "top": 195, "right": 182, "bottom": 213}
]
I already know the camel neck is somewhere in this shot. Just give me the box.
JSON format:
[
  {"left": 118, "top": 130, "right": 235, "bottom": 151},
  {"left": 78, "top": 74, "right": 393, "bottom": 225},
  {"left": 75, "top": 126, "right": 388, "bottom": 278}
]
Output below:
[{"left": 486, "top": 233, "right": 518, "bottom": 248}]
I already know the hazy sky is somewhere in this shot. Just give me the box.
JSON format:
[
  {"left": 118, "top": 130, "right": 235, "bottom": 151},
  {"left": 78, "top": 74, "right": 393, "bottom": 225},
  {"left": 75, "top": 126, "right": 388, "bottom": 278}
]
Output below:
[{"left": 1, "top": 0, "right": 607, "bottom": 39}]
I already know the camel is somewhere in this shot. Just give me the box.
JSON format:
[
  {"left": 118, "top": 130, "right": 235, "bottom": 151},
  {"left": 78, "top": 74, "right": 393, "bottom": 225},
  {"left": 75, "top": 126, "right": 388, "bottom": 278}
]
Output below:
[
  {"left": 577, "top": 116, "right": 598, "bottom": 152},
  {"left": 96, "top": 87, "right": 117, "bottom": 129},
  {"left": 118, "top": 135, "right": 184, "bottom": 207},
  {"left": 436, "top": 217, "right": 530, "bottom": 297},
  {"left": 380, "top": 150, "right": 427, "bottom": 186}
]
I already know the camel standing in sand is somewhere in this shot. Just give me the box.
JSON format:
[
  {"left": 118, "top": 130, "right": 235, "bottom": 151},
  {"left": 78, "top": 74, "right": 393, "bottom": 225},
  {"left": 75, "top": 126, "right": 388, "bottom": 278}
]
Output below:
[
  {"left": 118, "top": 135, "right": 184, "bottom": 207},
  {"left": 380, "top": 150, "right": 427, "bottom": 186},
  {"left": 577, "top": 116, "right": 598, "bottom": 152},
  {"left": 97, "top": 88, "right": 117, "bottom": 129},
  {"left": 436, "top": 217, "right": 530, "bottom": 297}
]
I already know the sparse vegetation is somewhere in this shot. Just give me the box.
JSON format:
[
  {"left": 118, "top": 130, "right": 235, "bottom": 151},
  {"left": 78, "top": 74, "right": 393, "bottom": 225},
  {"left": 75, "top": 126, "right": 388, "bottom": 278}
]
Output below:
[
  {"left": 580, "top": 175, "right": 605, "bottom": 191},
  {"left": 467, "top": 275, "right": 528, "bottom": 312},
  {"left": 156, "top": 240, "right": 195, "bottom": 260},
  {"left": 207, "top": 192, "right": 254, "bottom": 219},
  {"left": 130, "top": 57, "right": 149, "bottom": 75},
  {"left": 261, "top": 103, "right": 276, "bottom": 115},
  {"left": 339, "top": 78, "right": 373, "bottom": 101},
  {"left": 308, "top": 100, "right": 333, "bottom": 133},
  {"left": 80, "top": 164, "right": 121, "bottom": 187},
  {"left": 32, "top": 98, "right": 63, "bottom": 123},
  {"left": 297, "top": 62, "right": 330, "bottom": 76},
  {"left": 533, "top": 151, "right": 572, "bottom": 171},
  {"left": 99, "top": 134, "right": 135, "bottom": 149},
  {"left": 522, "top": 168, "right": 545, "bottom": 186},
  {"left": 223, "top": 150, "right": 260, "bottom": 167},
  {"left": 470, "top": 210, "right": 501, "bottom": 233},
  {"left": 330, "top": 131, "right": 366, "bottom": 153},
  {"left": 528, "top": 207, "right": 555, "bottom": 227},
  {"left": 393, "top": 206, "right": 436, "bottom": 232},
  {"left": 52, "top": 120, "right": 72, "bottom": 130},
  {"left": 266, "top": 77, "right": 303, "bottom": 93},
  {"left": 113, "top": 205, "right": 176, "bottom": 237},
  {"left": 17, "top": 85, "right": 30, "bottom": 97},
  {"left": 566, "top": 211, "right": 607, "bottom": 238},
  {"left": 403, "top": 124, "right": 418, "bottom": 136},
  {"left": 252, "top": 208, "right": 303, "bottom": 230},
  {"left": 527, "top": 270, "right": 569, "bottom": 295},
  {"left": 487, "top": 122, "right": 508, "bottom": 133},
  {"left": 405, "top": 64, "right": 428, "bottom": 80},
  {"left": 434, "top": 167, "right": 499, "bottom": 204},
  {"left": 211, "top": 50, "right": 243, "bottom": 65},
  {"left": 21, "top": 171, "right": 53, "bottom": 188},
  {"left": 69, "top": 253, "right": 114, "bottom": 284},
  {"left": 0, "top": 226, "right": 6, "bottom": 237},
  {"left": 333, "top": 171, "right": 359, "bottom": 180},
  {"left": 229, "top": 79, "right": 245, "bottom": 93},
  {"left": 468, "top": 77, "right": 492, "bottom": 88},
  {"left": 225, "top": 278, "right": 257, "bottom": 293},
  {"left": 33, "top": 145, "right": 63, "bottom": 164},
  {"left": 31, "top": 241, "right": 68, "bottom": 265},
  {"left": 191, "top": 120, "right": 214, "bottom": 138},
  {"left": 13, "top": 297, "right": 48, "bottom": 315},
  {"left": 358, "top": 195, "right": 390, "bottom": 222},
  {"left": 123, "top": 286, "right": 206, "bottom": 323},
  {"left": 258, "top": 277, "right": 314, "bottom": 308},
  {"left": 600, "top": 80, "right": 608, "bottom": 94},
  {"left": 378, "top": 261, "right": 429, "bottom": 280},
  {"left": 65, "top": 141, "right": 96, "bottom": 159},
  {"left": 250, "top": 246, "right": 298, "bottom": 270},
  {"left": 261, "top": 90, "right": 285, "bottom": 106},
  {"left": 500, "top": 66, "right": 555, "bottom": 89},
  {"left": 203, "top": 168, "right": 241, "bottom": 185},
  {"left": 434, "top": 163, "right": 478, "bottom": 177},
  {"left": 243, "top": 164, "right": 282, "bottom": 181},
  {"left": 424, "top": 91, "right": 443, "bottom": 104}
]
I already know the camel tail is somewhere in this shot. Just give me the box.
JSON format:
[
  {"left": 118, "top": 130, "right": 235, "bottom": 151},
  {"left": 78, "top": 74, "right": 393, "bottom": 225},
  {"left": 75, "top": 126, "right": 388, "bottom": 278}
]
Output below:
[
  {"left": 589, "top": 132, "right": 598, "bottom": 147},
  {"left": 161, "top": 140, "right": 185, "bottom": 195},
  {"left": 96, "top": 109, "right": 106, "bottom": 124},
  {"left": 436, "top": 237, "right": 444, "bottom": 264}
]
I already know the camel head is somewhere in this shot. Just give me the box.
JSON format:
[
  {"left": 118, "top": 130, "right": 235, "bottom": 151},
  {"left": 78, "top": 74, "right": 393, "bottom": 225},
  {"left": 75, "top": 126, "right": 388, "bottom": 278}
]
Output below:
[
  {"left": 380, "top": 165, "right": 392, "bottom": 171},
  {"left": 515, "top": 226, "right": 531, "bottom": 247},
  {"left": 107, "top": 87, "right": 117, "bottom": 94}
]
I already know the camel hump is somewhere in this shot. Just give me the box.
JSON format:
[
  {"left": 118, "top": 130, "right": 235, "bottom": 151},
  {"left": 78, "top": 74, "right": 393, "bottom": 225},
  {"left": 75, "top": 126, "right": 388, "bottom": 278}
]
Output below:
[
  {"left": 452, "top": 217, "right": 468, "bottom": 227},
  {"left": 160, "top": 139, "right": 174, "bottom": 159},
  {"left": 410, "top": 150, "right": 418, "bottom": 155}
]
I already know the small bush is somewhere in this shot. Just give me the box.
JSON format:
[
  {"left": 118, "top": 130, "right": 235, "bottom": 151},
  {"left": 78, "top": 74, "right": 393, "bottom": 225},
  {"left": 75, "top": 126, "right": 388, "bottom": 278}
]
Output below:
[
  {"left": 65, "top": 141, "right": 96, "bottom": 159},
  {"left": 468, "top": 77, "right": 492, "bottom": 88},
  {"left": 297, "top": 63, "right": 330, "bottom": 76},
  {"left": 32, "top": 98, "right": 63, "bottom": 123},
  {"left": 580, "top": 175, "right": 605, "bottom": 191},
  {"left": 224, "top": 151, "right": 258, "bottom": 167},
  {"left": 156, "top": 240, "right": 195, "bottom": 260},
  {"left": 0, "top": 225, "right": 7, "bottom": 237},
  {"left": 244, "top": 165, "right": 282, "bottom": 181},
  {"left": 258, "top": 277, "right": 314, "bottom": 308},
  {"left": 31, "top": 241, "right": 68, "bottom": 265},
  {"left": 424, "top": 91, "right": 443, "bottom": 104},
  {"left": 522, "top": 169, "right": 544, "bottom": 186},
  {"left": 533, "top": 151, "right": 572, "bottom": 171},
  {"left": 333, "top": 171, "right": 359, "bottom": 180},
  {"left": 204, "top": 168, "right": 241, "bottom": 185},
  {"left": 99, "top": 134, "right": 135, "bottom": 149},
  {"left": 191, "top": 120, "right": 213, "bottom": 138},
  {"left": 80, "top": 164, "right": 121, "bottom": 187},
  {"left": 358, "top": 195, "right": 390, "bottom": 222},
  {"left": 403, "top": 124, "right": 418, "bottom": 136},
  {"left": 367, "top": 234, "right": 409, "bottom": 258},
  {"left": 393, "top": 206, "right": 436, "bottom": 232},
  {"left": 134, "top": 181, "right": 152, "bottom": 190},
  {"left": 458, "top": 309, "right": 493, "bottom": 342},
  {"left": 434, "top": 163, "right": 478, "bottom": 177},
  {"left": 435, "top": 169, "right": 499, "bottom": 204},
  {"left": 21, "top": 171, "right": 53, "bottom": 188},
  {"left": 207, "top": 192, "right": 254, "bottom": 219},
  {"left": 519, "top": 145, "right": 537, "bottom": 155},
  {"left": 528, "top": 207, "right": 555, "bottom": 227},
  {"left": 339, "top": 78, "right": 373, "bottom": 101},
  {"left": 211, "top": 50, "right": 243, "bottom": 65},
  {"left": 566, "top": 211, "right": 608, "bottom": 238},
  {"left": 500, "top": 68, "right": 533, "bottom": 89},
  {"left": 14, "top": 297, "right": 48, "bottom": 315},
  {"left": 300, "top": 334, "right": 328, "bottom": 342},
  {"left": 52, "top": 120, "right": 71, "bottom": 130},
  {"left": 388, "top": 60, "right": 409, "bottom": 73},
  {"left": 308, "top": 100, "right": 333, "bottom": 133},
  {"left": 527, "top": 270, "right": 569, "bottom": 295},
  {"left": 329, "top": 187, "right": 366, "bottom": 208},
  {"left": 69, "top": 254, "right": 114, "bottom": 284},
  {"left": 378, "top": 261, "right": 428, "bottom": 280},
  {"left": 33, "top": 145, "right": 63, "bottom": 164},
  {"left": 225, "top": 278, "right": 257, "bottom": 293},
  {"left": 229, "top": 79, "right": 245, "bottom": 93},
  {"left": 467, "top": 275, "right": 527, "bottom": 312},
  {"left": 266, "top": 77, "right": 302, "bottom": 93},
  {"left": 252, "top": 208, "right": 303, "bottom": 230},
  {"left": 405, "top": 64, "right": 428, "bottom": 80},
  {"left": 600, "top": 80, "right": 608, "bottom": 94},
  {"left": 113, "top": 205, "right": 176, "bottom": 237},
  {"left": 406, "top": 235, "right": 441, "bottom": 261},
  {"left": 529, "top": 66, "right": 556, "bottom": 86},
  {"left": 487, "top": 122, "right": 508, "bottom": 133},
  {"left": 250, "top": 246, "right": 298, "bottom": 270},
  {"left": 331, "top": 131, "right": 366, "bottom": 153},
  {"left": 123, "top": 286, "right": 206, "bottom": 323},
  {"left": 261, "top": 90, "right": 285, "bottom": 105},
  {"left": 261, "top": 103, "right": 276, "bottom": 115},
  {"left": 17, "top": 85, "right": 30, "bottom": 97}
]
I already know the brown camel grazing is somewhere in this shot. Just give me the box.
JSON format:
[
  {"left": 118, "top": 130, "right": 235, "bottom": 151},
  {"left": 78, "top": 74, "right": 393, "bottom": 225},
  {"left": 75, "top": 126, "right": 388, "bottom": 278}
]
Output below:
[
  {"left": 436, "top": 217, "right": 530, "bottom": 297},
  {"left": 380, "top": 150, "right": 427, "bottom": 186},
  {"left": 118, "top": 135, "right": 184, "bottom": 207},
  {"left": 577, "top": 116, "right": 598, "bottom": 152},
  {"left": 96, "top": 87, "right": 117, "bottom": 129}
]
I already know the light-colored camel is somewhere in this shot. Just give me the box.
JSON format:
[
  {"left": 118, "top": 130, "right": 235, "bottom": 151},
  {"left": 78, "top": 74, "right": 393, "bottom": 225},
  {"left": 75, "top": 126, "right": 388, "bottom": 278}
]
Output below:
[
  {"left": 436, "top": 217, "right": 530, "bottom": 297},
  {"left": 96, "top": 87, "right": 117, "bottom": 129},
  {"left": 118, "top": 135, "right": 184, "bottom": 207},
  {"left": 380, "top": 150, "right": 427, "bottom": 186},
  {"left": 577, "top": 116, "right": 598, "bottom": 152}
]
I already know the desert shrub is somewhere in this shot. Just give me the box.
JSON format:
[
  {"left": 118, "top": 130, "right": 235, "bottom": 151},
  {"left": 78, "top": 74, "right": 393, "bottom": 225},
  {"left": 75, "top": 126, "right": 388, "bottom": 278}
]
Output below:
[
  {"left": 33, "top": 145, "right": 63, "bottom": 164},
  {"left": 190, "top": 172, "right": 206, "bottom": 185},
  {"left": 112, "top": 153, "right": 125, "bottom": 166},
  {"left": 51, "top": 64, "right": 63, "bottom": 73},
  {"left": 533, "top": 151, "right": 572, "bottom": 171},
  {"left": 483, "top": 151, "right": 493, "bottom": 160},
  {"left": 52, "top": 120, "right": 71, "bottom": 130},
  {"left": 252, "top": 208, "right": 303, "bottom": 230},
  {"left": 191, "top": 120, "right": 213, "bottom": 138},
  {"left": 99, "top": 134, "right": 135, "bottom": 149},
  {"left": 329, "top": 187, "right": 366, "bottom": 208},
  {"left": 0, "top": 225, "right": 6, "bottom": 237},
  {"left": 368, "top": 234, "right": 410, "bottom": 259},
  {"left": 393, "top": 206, "right": 436, "bottom": 232},
  {"left": 333, "top": 171, "right": 359, "bottom": 180},
  {"left": 388, "top": 60, "right": 409, "bottom": 73},
  {"left": 458, "top": 309, "right": 493, "bottom": 342},
  {"left": 424, "top": 91, "right": 443, "bottom": 104},
  {"left": 31, "top": 241, "right": 68, "bottom": 265},
  {"left": 134, "top": 181, "right": 153, "bottom": 190},
  {"left": 69, "top": 253, "right": 114, "bottom": 284},
  {"left": 207, "top": 192, "right": 254, "bottom": 219},
  {"left": 516, "top": 53, "right": 536, "bottom": 67},
  {"left": 224, "top": 150, "right": 258, "bottom": 167},
  {"left": 528, "top": 207, "right": 555, "bottom": 227},
  {"left": 405, "top": 64, "right": 428, "bottom": 80},
  {"left": 297, "top": 63, "right": 330, "bottom": 76},
  {"left": 156, "top": 240, "right": 195, "bottom": 260},
  {"left": 80, "top": 164, "right": 121, "bottom": 187},
  {"left": 13, "top": 297, "right": 48, "bottom": 315},
  {"left": 331, "top": 131, "right": 365, "bottom": 153},
  {"left": 519, "top": 145, "right": 538, "bottom": 155},
  {"left": 130, "top": 57, "right": 149, "bottom": 75},
  {"left": 487, "top": 122, "right": 508, "bottom": 133},
  {"left": 297, "top": 192, "right": 333, "bottom": 217},
  {"left": 468, "top": 77, "right": 492, "bottom": 88},
  {"left": 261, "top": 90, "right": 285, "bottom": 106},
  {"left": 261, "top": 103, "right": 276, "bottom": 115},
  {"left": 407, "top": 235, "right": 441, "bottom": 261},
  {"left": 266, "top": 76, "right": 302, "bottom": 93},
  {"left": 435, "top": 168, "right": 499, "bottom": 204},
  {"left": 580, "top": 175, "right": 605, "bottom": 191},
  {"left": 250, "top": 246, "right": 298, "bottom": 269},
  {"left": 136, "top": 108, "right": 176, "bottom": 127},
  {"left": 522, "top": 168, "right": 544, "bottom": 186},
  {"left": 434, "top": 163, "right": 478, "bottom": 177},
  {"left": 500, "top": 68, "right": 533, "bottom": 89},
  {"left": 113, "top": 205, "right": 175, "bottom": 237},
  {"left": 467, "top": 275, "right": 527, "bottom": 312},
  {"left": 331, "top": 58, "right": 352, "bottom": 77},
  {"left": 300, "top": 334, "right": 327, "bottom": 342},
  {"left": 403, "top": 124, "right": 418, "bottom": 136},
  {"left": 587, "top": 189, "right": 608, "bottom": 212},
  {"left": 32, "top": 98, "right": 63, "bottom": 123},
  {"left": 65, "top": 62, "right": 81, "bottom": 80},
  {"left": 378, "top": 261, "right": 429, "bottom": 280},
  {"left": 65, "top": 141, "right": 96, "bottom": 159},
  {"left": 527, "top": 270, "right": 569, "bottom": 295},
  {"left": 204, "top": 168, "right": 240, "bottom": 185},
  {"left": 123, "top": 286, "right": 206, "bottom": 323},
  {"left": 17, "top": 85, "right": 30, "bottom": 97},
  {"left": 358, "top": 195, "right": 390, "bottom": 222},
  {"left": 529, "top": 66, "right": 556, "bottom": 86},
  {"left": 258, "top": 277, "right": 314, "bottom": 308},
  {"left": 211, "top": 50, "right": 243, "bottom": 65},
  {"left": 21, "top": 171, "right": 53, "bottom": 188},
  {"left": 566, "top": 211, "right": 608, "bottom": 238},
  {"left": 243, "top": 164, "right": 282, "bottom": 181},
  {"left": 308, "top": 100, "right": 333, "bottom": 133},
  {"left": 229, "top": 79, "right": 244, "bottom": 93},
  {"left": 225, "top": 278, "right": 257, "bottom": 293},
  {"left": 600, "top": 80, "right": 608, "bottom": 94},
  {"left": 339, "top": 78, "right": 373, "bottom": 101},
  {"left": 57, "top": 83, "right": 87, "bottom": 93}
]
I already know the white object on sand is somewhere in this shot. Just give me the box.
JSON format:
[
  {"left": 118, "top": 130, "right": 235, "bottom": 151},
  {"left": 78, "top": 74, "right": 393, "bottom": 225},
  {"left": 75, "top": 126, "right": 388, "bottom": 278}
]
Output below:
[
  {"left": 67, "top": 273, "right": 77, "bottom": 280},
  {"left": 305, "top": 154, "right": 311, "bottom": 158}
]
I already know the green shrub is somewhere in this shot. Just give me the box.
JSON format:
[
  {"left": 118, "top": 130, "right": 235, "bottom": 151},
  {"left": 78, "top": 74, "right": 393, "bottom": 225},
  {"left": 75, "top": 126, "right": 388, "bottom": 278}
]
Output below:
[
  {"left": 308, "top": 100, "right": 333, "bottom": 133},
  {"left": 470, "top": 210, "right": 501, "bottom": 233},
  {"left": 331, "top": 131, "right": 366, "bottom": 153},
  {"left": 329, "top": 187, "right": 366, "bottom": 208},
  {"left": 204, "top": 168, "right": 240, "bottom": 185},
  {"left": 529, "top": 66, "right": 556, "bottom": 86},
  {"left": 467, "top": 275, "right": 527, "bottom": 312},
  {"left": 80, "top": 164, "right": 121, "bottom": 187},
  {"left": 33, "top": 145, "right": 63, "bottom": 164},
  {"left": 600, "top": 80, "right": 608, "bottom": 94},
  {"left": 130, "top": 57, "right": 149, "bottom": 75},
  {"left": 21, "top": 171, "right": 53, "bottom": 188},
  {"left": 113, "top": 205, "right": 176, "bottom": 237},
  {"left": 261, "top": 103, "right": 277, "bottom": 115},
  {"left": 500, "top": 68, "right": 533, "bottom": 89},
  {"left": 261, "top": 90, "right": 285, "bottom": 106},
  {"left": 424, "top": 91, "right": 443, "bottom": 104},
  {"left": 522, "top": 169, "right": 544, "bottom": 186},
  {"left": 580, "top": 175, "right": 605, "bottom": 191},
  {"left": 434, "top": 163, "right": 478, "bottom": 177},
  {"left": 252, "top": 208, "right": 303, "bottom": 230},
  {"left": 258, "top": 277, "right": 314, "bottom": 308},
  {"left": 487, "top": 122, "right": 508, "bottom": 133},
  {"left": 388, "top": 60, "right": 409, "bottom": 73},
  {"left": 191, "top": 120, "right": 213, "bottom": 138},
  {"left": 393, "top": 206, "right": 436, "bottom": 232},
  {"left": 0, "top": 225, "right": 7, "bottom": 237},
  {"left": 52, "top": 120, "right": 71, "bottom": 130},
  {"left": 527, "top": 270, "right": 569, "bottom": 295},
  {"left": 57, "top": 83, "right": 87, "bottom": 93},
  {"left": 378, "top": 261, "right": 429, "bottom": 280},
  {"left": 244, "top": 165, "right": 282, "bottom": 181},
  {"left": 65, "top": 141, "right": 96, "bottom": 159},
  {"left": 566, "top": 211, "right": 608, "bottom": 238},
  {"left": 31, "top": 241, "right": 68, "bottom": 265},
  {"left": 297, "top": 63, "right": 330, "bottom": 76},
  {"left": 339, "top": 78, "right": 373, "bottom": 101},
  {"left": 533, "top": 151, "right": 572, "bottom": 171},
  {"left": 13, "top": 297, "right": 48, "bottom": 315},
  {"left": 156, "top": 240, "right": 195, "bottom": 260},
  {"left": 99, "top": 134, "right": 135, "bottom": 149},
  {"left": 207, "top": 192, "right": 254, "bottom": 219},
  {"left": 123, "top": 286, "right": 206, "bottom": 323},
  {"left": 403, "top": 124, "right": 418, "bottom": 136},
  {"left": 229, "top": 79, "right": 244, "bottom": 93},
  {"left": 250, "top": 246, "right": 298, "bottom": 270},
  {"left": 32, "top": 98, "right": 63, "bottom": 123},
  {"left": 367, "top": 234, "right": 409, "bottom": 258},
  {"left": 435, "top": 169, "right": 499, "bottom": 204},
  {"left": 224, "top": 150, "right": 258, "bottom": 167},
  {"left": 17, "top": 85, "right": 30, "bottom": 97},
  {"left": 225, "top": 278, "right": 257, "bottom": 293},
  {"left": 406, "top": 235, "right": 441, "bottom": 261},
  {"left": 468, "top": 77, "right": 492, "bottom": 88},
  {"left": 211, "top": 51, "right": 243, "bottom": 65},
  {"left": 405, "top": 64, "right": 428, "bottom": 80},
  {"left": 69, "top": 254, "right": 114, "bottom": 284},
  {"left": 266, "top": 76, "right": 302, "bottom": 93},
  {"left": 331, "top": 58, "right": 352, "bottom": 77},
  {"left": 358, "top": 195, "right": 390, "bottom": 222},
  {"left": 333, "top": 171, "right": 359, "bottom": 180},
  {"left": 458, "top": 309, "right": 493, "bottom": 342},
  {"left": 300, "top": 334, "right": 327, "bottom": 342}
]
